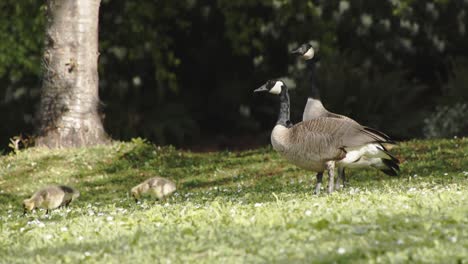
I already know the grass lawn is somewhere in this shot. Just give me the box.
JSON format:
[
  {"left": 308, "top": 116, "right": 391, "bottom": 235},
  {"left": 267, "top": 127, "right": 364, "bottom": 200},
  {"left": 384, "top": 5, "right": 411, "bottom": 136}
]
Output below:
[{"left": 0, "top": 137, "right": 467, "bottom": 263}]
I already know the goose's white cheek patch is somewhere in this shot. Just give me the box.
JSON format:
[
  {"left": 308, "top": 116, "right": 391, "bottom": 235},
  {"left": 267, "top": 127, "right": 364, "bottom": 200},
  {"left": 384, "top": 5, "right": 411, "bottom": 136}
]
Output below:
[
  {"left": 269, "top": 81, "right": 283, "bottom": 95},
  {"left": 303, "top": 48, "right": 315, "bottom": 60}
]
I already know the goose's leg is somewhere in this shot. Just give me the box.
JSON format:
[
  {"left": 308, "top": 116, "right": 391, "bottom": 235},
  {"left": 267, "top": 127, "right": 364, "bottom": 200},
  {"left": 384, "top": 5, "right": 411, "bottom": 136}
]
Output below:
[
  {"left": 314, "top": 172, "right": 324, "bottom": 195},
  {"left": 335, "top": 167, "right": 345, "bottom": 190},
  {"left": 326, "top": 161, "right": 335, "bottom": 193},
  {"left": 340, "top": 167, "right": 346, "bottom": 188}
]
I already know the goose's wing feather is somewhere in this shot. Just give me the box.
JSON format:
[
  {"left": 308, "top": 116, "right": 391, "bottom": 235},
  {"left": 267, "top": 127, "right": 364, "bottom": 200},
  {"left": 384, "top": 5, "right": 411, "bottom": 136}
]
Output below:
[
  {"left": 307, "top": 117, "right": 392, "bottom": 146},
  {"left": 288, "top": 119, "right": 347, "bottom": 161},
  {"left": 289, "top": 117, "right": 391, "bottom": 160}
]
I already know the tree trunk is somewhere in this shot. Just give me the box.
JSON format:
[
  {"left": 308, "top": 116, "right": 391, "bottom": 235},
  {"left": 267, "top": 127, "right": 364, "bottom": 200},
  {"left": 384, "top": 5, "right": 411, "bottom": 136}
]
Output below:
[{"left": 36, "top": 0, "right": 108, "bottom": 148}]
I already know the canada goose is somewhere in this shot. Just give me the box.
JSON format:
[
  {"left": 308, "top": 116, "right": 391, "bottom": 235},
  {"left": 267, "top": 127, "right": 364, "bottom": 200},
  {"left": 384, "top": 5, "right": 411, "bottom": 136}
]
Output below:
[
  {"left": 254, "top": 79, "right": 399, "bottom": 193},
  {"left": 23, "top": 185, "right": 80, "bottom": 215},
  {"left": 290, "top": 43, "right": 351, "bottom": 121},
  {"left": 131, "top": 177, "right": 176, "bottom": 203},
  {"left": 291, "top": 43, "right": 397, "bottom": 191}
]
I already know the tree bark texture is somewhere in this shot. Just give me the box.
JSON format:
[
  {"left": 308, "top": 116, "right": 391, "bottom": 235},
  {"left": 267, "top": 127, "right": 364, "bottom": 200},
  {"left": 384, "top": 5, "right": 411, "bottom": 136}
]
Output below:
[{"left": 36, "top": 0, "right": 108, "bottom": 148}]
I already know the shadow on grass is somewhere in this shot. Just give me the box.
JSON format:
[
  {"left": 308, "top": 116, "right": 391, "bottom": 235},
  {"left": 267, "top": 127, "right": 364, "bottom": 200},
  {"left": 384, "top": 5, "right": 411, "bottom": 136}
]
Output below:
[{"left": 2, "top": 138, "right": 467, "bottom": 212}]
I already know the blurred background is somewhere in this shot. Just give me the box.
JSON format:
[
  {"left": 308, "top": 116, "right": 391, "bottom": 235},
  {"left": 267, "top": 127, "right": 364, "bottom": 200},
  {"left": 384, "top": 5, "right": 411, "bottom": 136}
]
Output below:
[{"left": 1, "top": 0, "right": 467, "bottom": 151}]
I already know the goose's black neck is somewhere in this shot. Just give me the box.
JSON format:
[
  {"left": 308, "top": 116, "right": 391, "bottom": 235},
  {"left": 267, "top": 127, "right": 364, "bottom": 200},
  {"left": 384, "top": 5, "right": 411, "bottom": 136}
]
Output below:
[
  {"left": 277, "top": 88, "right": 292, "bottom": 128},
  {"left": 305, "top": 59, "right": 320, "bottom": 99}
]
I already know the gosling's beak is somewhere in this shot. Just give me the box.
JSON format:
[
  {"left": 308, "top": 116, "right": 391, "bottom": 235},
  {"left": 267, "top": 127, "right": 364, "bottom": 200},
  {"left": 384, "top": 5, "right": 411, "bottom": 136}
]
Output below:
[{"left": 254, "top": 84, "right": 268, "bottom": 93}]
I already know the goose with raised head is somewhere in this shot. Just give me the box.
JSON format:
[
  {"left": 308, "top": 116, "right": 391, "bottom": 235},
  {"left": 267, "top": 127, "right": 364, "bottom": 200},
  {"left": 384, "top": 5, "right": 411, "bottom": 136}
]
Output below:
[
  {"left": 254, "top": 79, "right": 399, "bottom": 194},
  {"left": 291, "top": 43, "right": 397, "bottom": 192},
  {"left": 290, "top": 43, "right": 350, "bottom": 121}
]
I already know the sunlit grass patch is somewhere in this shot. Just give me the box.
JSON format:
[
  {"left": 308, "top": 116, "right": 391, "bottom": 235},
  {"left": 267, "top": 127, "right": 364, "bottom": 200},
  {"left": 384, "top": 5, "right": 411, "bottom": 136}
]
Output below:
[{"left": 0, "top": 137, "right": 467, "bottom": 263}]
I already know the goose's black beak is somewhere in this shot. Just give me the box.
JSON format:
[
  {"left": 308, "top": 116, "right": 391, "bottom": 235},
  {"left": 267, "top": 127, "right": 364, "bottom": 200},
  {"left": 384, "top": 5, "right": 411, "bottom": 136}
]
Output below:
[
  {"left": 290, "top": 47, "right": 303, "bottom": 55},
  {"left": 254, "top": 85, "right": 268, "bottom": 93}
]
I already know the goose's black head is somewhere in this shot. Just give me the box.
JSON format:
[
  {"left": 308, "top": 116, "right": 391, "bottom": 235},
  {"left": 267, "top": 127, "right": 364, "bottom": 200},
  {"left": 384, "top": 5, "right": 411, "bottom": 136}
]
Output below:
[
  {"left": 254, "top": 79, "right": 286, "bottom": 95},
  {"left": 291, "top": 43, "right": 315, "bottom": 60}
]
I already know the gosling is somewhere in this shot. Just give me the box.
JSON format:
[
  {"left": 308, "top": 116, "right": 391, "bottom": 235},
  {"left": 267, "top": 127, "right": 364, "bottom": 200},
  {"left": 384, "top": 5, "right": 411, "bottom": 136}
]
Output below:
[
  {"left": 23, "top": 185, "right": 80, "bottom": 215},
  {"left": 131, "top": 177, "right": 176, "bottom": 203}
]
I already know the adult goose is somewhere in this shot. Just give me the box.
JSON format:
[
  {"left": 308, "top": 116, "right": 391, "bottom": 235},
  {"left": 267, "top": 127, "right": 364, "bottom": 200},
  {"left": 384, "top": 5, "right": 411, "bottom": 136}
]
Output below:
[
  {"left": 254, "top": 79, "right": 399, "bottom": 194},
  {"left": 291, "top": 43, "right": 398, "bottom": 192},
  {"left": 290, "top": 43, "right": 349, "bottom": 121}
]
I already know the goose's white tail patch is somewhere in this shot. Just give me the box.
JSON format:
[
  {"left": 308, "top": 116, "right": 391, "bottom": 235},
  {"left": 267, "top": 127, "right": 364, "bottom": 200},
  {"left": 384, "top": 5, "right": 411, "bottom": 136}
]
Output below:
[{"left": 338, "top": 143, "right": 390, "bottom": 168}]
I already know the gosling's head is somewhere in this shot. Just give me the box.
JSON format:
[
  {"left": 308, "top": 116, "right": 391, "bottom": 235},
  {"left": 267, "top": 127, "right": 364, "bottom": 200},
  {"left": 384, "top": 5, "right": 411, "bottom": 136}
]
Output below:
[
  {"left": 291, "top": 43, "right": 315, "bottom": 60},
  {"left": 130, "top": 187, "right": 140, "bottom": 203},
  {"left": 22, "top": 199, "right": 35, "bottom": 215},
  {"left": 254, "top": 79, "right": 286, "bottom": 95}
]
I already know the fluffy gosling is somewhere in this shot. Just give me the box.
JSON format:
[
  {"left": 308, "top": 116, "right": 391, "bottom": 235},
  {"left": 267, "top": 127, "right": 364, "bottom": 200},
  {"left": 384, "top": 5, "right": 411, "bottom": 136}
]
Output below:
[
  {"left": 23, "top": 185, "right": 80, "bottom": 215},
  {"left": 131, "top": 177, "right": 176, "bottom": 203}
]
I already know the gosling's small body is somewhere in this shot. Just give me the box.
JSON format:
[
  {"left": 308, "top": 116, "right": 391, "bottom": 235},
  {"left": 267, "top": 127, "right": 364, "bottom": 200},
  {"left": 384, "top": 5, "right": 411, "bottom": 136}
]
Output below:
[
  {"left": 131, "top": 177, "right": 176, "bottom": 202},
  {"left": 23, "top": 185, "right": 80, "bottom": 215}
]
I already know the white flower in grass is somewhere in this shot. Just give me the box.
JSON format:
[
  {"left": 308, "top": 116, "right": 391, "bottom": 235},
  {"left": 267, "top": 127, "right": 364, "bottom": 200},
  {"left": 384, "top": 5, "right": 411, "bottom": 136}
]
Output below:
[
  {"left": 254, "top": 203, "right": 262, "bottom": 207},
  {"left": 449, "top": 236, "right": 457, "bottom": 243},
  {"left": 397, "top": 239, "right": 404, "bottom": 245},
  {"left": 106, "top": 216, "right": 113, "bottom": 222},
  {"left": 78, "top": 236, "right": 84, "bottom": 241},
  {"left": 305, "top": 210, "right": 312, "bottom": 216},
  {"left": 444, "top": 173, "right": 448, "bottom": 176},
  {"left": 84, "top": 251, "right": 91, "bottom": 257},
  {"left": 44, "top": 234, "right": 53, "bottom": 240},
  {"left": 337, "top": 247, "right": 346, "bottom": 254},
  {"left": 61, "top": 227, "right": 68, "bottom": 232}
]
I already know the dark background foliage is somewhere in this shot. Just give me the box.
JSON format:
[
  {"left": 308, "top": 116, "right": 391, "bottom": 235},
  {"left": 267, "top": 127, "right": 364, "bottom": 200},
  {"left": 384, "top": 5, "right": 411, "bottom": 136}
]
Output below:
[{"left": 1, "top": 0, "right": 467, "bottom": 151}]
